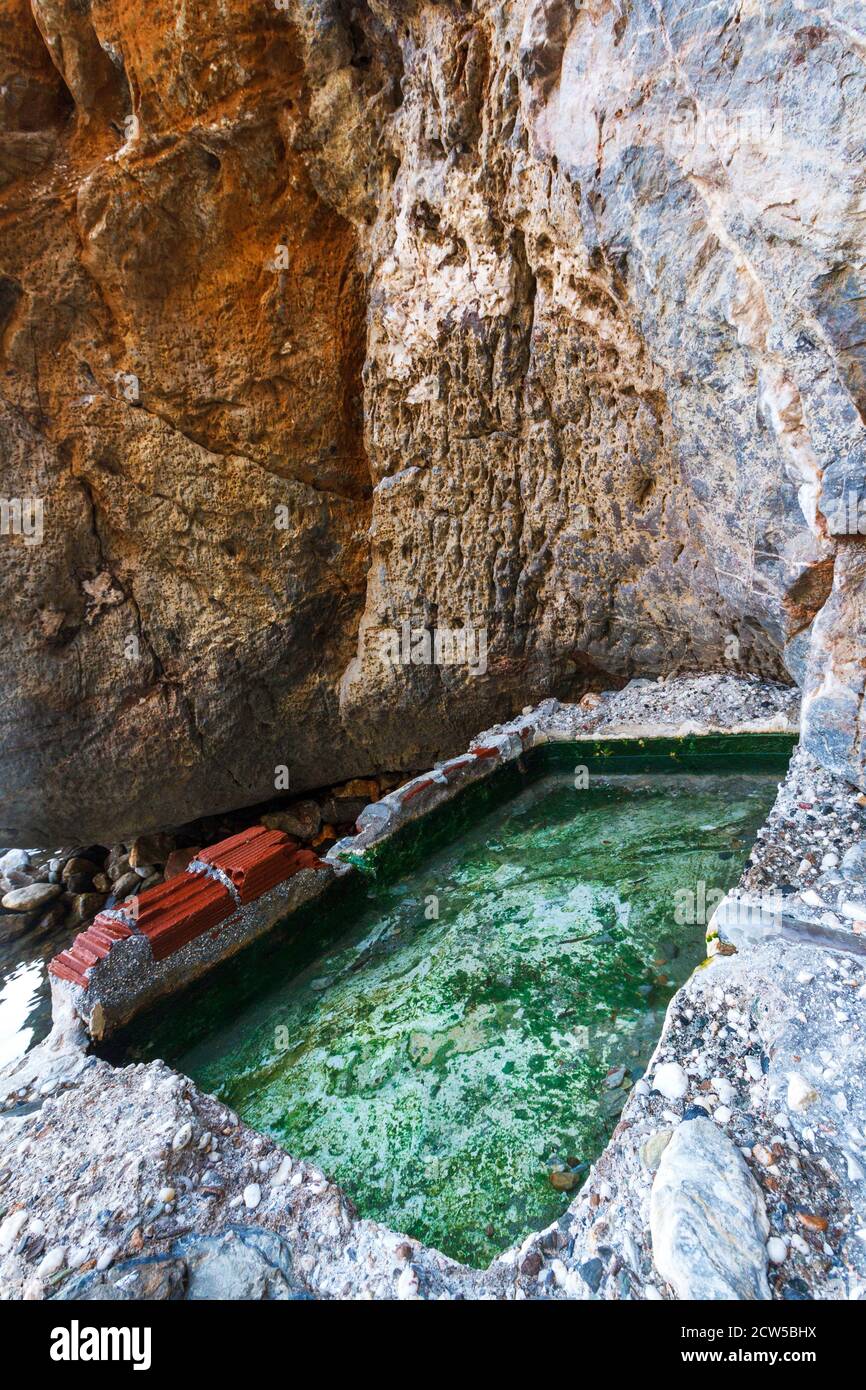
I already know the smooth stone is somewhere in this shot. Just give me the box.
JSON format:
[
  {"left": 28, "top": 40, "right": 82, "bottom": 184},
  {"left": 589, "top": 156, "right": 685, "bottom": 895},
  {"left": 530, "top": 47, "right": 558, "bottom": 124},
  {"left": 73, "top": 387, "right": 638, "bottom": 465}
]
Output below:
[
  {"left": 841, "top": 842, "right": 866, "bottom": 879},
  {"left": 640, "top": 1129, "right": 673, "bottom": 1174},
  {"left": 767, "top": 1237, "right": 788, "bottom": 1264},
  {"left": 787, "top": 1072, "right": 818, "bottom": 1111},
  {"left": 262, "top": 802, "right": 322, "bottom": 840},
  {"left": 164, "top": 848, "right": 199, "bottom": 879},
  {"left": 112, "top": 871, "right": 142, "bottom": 899},
  {"left": 650, "top": 1118, "right": 771, "bottom": 1300},
  {"left": 320, "top": 796, "right": 368, "bottom": 826},
  {"left": 243, "top": 1183, "right": 261, "bottom": 1210},
  {"left": 0, "top": 1209, "right": 29, "bottom": 1251},
  {"left": 0, "top": 910, "right": 39, "bottom": 940},
  {"left": 0, "top": 849, "right": 30, "bottom": 873},
  {"left": 61, "top": 857, "right": 100, "bottom": 882},
  {"left": 64, "top": 872, "right": 91, "bottom": 895},
  {"left": 172, "top": 1123, "right": 193, "bottom": 1151},
  {"left": 652, "top": 1062, "right": 688, "bottom": 1100},
  {"left": 1, "top": 882, "right": 61, "bottom": 912},
  {"left": 272, "top": 1157, "right": 292, "bottom": 1185},
  {"left": 34, "top": 902, "right": 68, "bottom": 932},
  {"left": 128, "top": 832, "right": 174, "bottom": 868},
  {"left": 66, "top": 892, "right": 107, "bottom": 926},
  {"left": 711, "top": 1077, "right": 737, "bottom": 1106},
  {"left": 36, "top": 1246, "right": 66, "bottom": 1278}
]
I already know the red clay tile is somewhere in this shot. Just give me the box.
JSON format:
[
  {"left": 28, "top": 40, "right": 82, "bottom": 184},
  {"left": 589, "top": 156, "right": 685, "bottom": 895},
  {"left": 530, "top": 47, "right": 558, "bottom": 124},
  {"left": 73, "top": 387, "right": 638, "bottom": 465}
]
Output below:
[
  {"left": 48, "top": 953, "right": 88, "bottom": 988},
  {"left": 132, "top": 873, "right": 235, "bottom": 961},
  {"left": 47, "top": 824, "right": 324, "bottom": 987},
  {"left": 197, "top": 826, "right": 299, "bottom": 903},
  {"left": 91, "top": 913, "right": 134, "bottom": 940},
  {"left": 290, "top": 848, "right": 324, "bottom": 871}
]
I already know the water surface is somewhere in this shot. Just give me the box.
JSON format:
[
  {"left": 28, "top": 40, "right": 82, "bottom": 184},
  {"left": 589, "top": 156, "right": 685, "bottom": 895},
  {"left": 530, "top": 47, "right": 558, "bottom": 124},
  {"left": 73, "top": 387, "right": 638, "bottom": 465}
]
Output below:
[{"left": 121, "top": 766, "right": 781, "bottom": 1265}]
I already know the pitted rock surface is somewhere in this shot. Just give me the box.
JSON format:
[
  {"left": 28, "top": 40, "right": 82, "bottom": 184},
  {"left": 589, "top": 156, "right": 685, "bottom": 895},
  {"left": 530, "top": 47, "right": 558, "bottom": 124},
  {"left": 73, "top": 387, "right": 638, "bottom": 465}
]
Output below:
[{"left": 3, "top": 2, "right": 866, "bottom": 842}]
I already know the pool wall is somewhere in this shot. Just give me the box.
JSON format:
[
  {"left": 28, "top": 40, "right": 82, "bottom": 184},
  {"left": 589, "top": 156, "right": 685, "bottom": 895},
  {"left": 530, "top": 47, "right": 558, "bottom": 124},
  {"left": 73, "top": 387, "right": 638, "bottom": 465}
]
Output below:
[{"left": 47, "top": 690, "right": 798, "bottom": 1041}]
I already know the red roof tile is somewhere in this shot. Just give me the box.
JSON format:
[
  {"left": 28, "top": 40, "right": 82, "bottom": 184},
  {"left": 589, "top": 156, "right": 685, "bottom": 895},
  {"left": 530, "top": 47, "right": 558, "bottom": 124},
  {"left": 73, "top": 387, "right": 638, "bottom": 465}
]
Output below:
[
  {"left": 132, "top": 873, "right": 235, "bottom": 961},
  {"left": 196, "top": 826, "right": 300, "bottom": 903}
]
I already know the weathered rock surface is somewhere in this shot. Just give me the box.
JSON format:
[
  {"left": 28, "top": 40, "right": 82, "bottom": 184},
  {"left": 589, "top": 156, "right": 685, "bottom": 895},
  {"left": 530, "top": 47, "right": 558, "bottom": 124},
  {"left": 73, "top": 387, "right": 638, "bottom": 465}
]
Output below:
[
  {"left": 650, "top": 1118, "right": 771, "bottom": 1301},
  {"left": 56, "top": 1227, "right": 312, "bottom": 1301},
  {"left": 0, "top": 0, "right": 370, "bottom": 844},
  {"left": 3, "top": 1, "right": 866, "bottom": 843}
]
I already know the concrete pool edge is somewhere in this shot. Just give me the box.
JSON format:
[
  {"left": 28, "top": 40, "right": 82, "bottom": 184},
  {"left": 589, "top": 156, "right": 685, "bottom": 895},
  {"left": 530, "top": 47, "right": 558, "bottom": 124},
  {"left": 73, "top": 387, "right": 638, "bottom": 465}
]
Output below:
[{"left": 5, "top": 673, "right": 865, "bottom": 1301}]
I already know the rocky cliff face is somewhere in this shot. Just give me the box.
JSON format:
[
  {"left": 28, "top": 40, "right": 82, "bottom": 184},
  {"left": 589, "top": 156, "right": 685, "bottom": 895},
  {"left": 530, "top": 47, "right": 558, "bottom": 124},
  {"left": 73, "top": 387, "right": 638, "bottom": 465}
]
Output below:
[{"left": 1, "top": 0, "right": 864, "bottom": 844}]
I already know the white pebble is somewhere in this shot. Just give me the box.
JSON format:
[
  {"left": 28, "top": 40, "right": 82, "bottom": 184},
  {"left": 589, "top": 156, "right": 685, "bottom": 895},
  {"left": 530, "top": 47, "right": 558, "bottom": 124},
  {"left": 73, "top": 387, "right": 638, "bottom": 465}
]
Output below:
[
  {"left": 787, "top": 1072, "right": 818, "bottom": 1111},
  {"left": 36, "top": 1246, "right": 66, "bottom": 1278},
  {"left": 652, "top": 1062, "right": 687, "bottom": 1101},
  {"left": 766, "top": 1237, "right": 787, "bottom": 1264},
  {"left": 172, "top": 1123, "right": 193, "bottom": 1151},
  {"left": 396, "top": 1264, "right": 419, "bottom": 1299},
  {"left": 711, "top": 1077, "right": 736, "bottom": 1106},
  {"left": 96, "top": 1246, "right": 117, "bottom": 1272},
  {"left": 713, "top": 1106, "right": 732, "bottom": 1125},
  {"left": 272, "top": 1156, "right": 293, "bottom": 1186},
  {"left": 0, "top": 1209, "right": 28, "bottom": 1252},
  {"left": 243, "top": 1183, "right": 261, "bottom": 1210}
]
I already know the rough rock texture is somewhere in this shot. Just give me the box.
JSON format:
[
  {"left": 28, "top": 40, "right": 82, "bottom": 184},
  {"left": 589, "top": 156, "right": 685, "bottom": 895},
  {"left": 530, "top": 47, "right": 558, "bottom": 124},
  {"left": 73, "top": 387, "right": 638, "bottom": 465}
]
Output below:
[
  {"left": 3, "top": 0, "right": 866, "bottom": 843},
  {"left": 0, "top": 0, "right": 370, "bottom": 844}
]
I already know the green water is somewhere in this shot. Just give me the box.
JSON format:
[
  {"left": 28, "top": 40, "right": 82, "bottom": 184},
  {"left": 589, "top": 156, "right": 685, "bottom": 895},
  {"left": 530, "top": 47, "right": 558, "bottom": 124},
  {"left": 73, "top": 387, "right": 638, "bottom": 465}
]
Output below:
[{"left": 118, "top": 758, "right": 784, "bottom": 1266}]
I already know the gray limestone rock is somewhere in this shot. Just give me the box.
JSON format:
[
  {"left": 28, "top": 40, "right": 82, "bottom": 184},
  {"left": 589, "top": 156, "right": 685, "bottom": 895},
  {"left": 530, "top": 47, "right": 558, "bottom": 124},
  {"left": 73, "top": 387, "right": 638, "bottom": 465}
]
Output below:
[{"left": 650, "top": 1119, "right": 771, "bottom": 1301}]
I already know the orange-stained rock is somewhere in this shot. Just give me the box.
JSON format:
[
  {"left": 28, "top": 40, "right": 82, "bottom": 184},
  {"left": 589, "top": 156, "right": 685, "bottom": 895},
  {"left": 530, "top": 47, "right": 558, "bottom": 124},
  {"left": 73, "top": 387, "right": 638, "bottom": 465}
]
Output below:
[{"left": 0, "top": 0, "right": 370, "bottom": 847}]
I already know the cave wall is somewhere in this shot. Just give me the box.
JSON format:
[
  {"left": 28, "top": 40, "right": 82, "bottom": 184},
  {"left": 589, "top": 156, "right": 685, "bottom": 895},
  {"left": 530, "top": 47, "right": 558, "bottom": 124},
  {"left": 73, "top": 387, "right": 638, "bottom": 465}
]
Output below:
[{"left": 1, "top": 0, "right": 865, "bottom": 844}]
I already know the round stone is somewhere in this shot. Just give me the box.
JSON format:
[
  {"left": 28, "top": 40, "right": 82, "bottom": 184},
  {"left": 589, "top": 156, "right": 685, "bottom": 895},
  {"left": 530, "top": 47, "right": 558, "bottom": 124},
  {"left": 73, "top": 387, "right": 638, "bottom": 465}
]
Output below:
[
  {"left": 1, "top": 882, "right": 61, "bottom": 913},
  {"left": 652, "top": 1062, "right": 688, "bottom": 1100}
]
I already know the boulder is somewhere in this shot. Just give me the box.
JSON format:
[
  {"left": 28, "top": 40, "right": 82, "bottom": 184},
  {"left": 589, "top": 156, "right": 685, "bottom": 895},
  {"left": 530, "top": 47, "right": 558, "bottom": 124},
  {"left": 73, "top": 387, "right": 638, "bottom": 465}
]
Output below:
[{"left": 1, "top": 882, "right": 61, "bottom": 913}]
